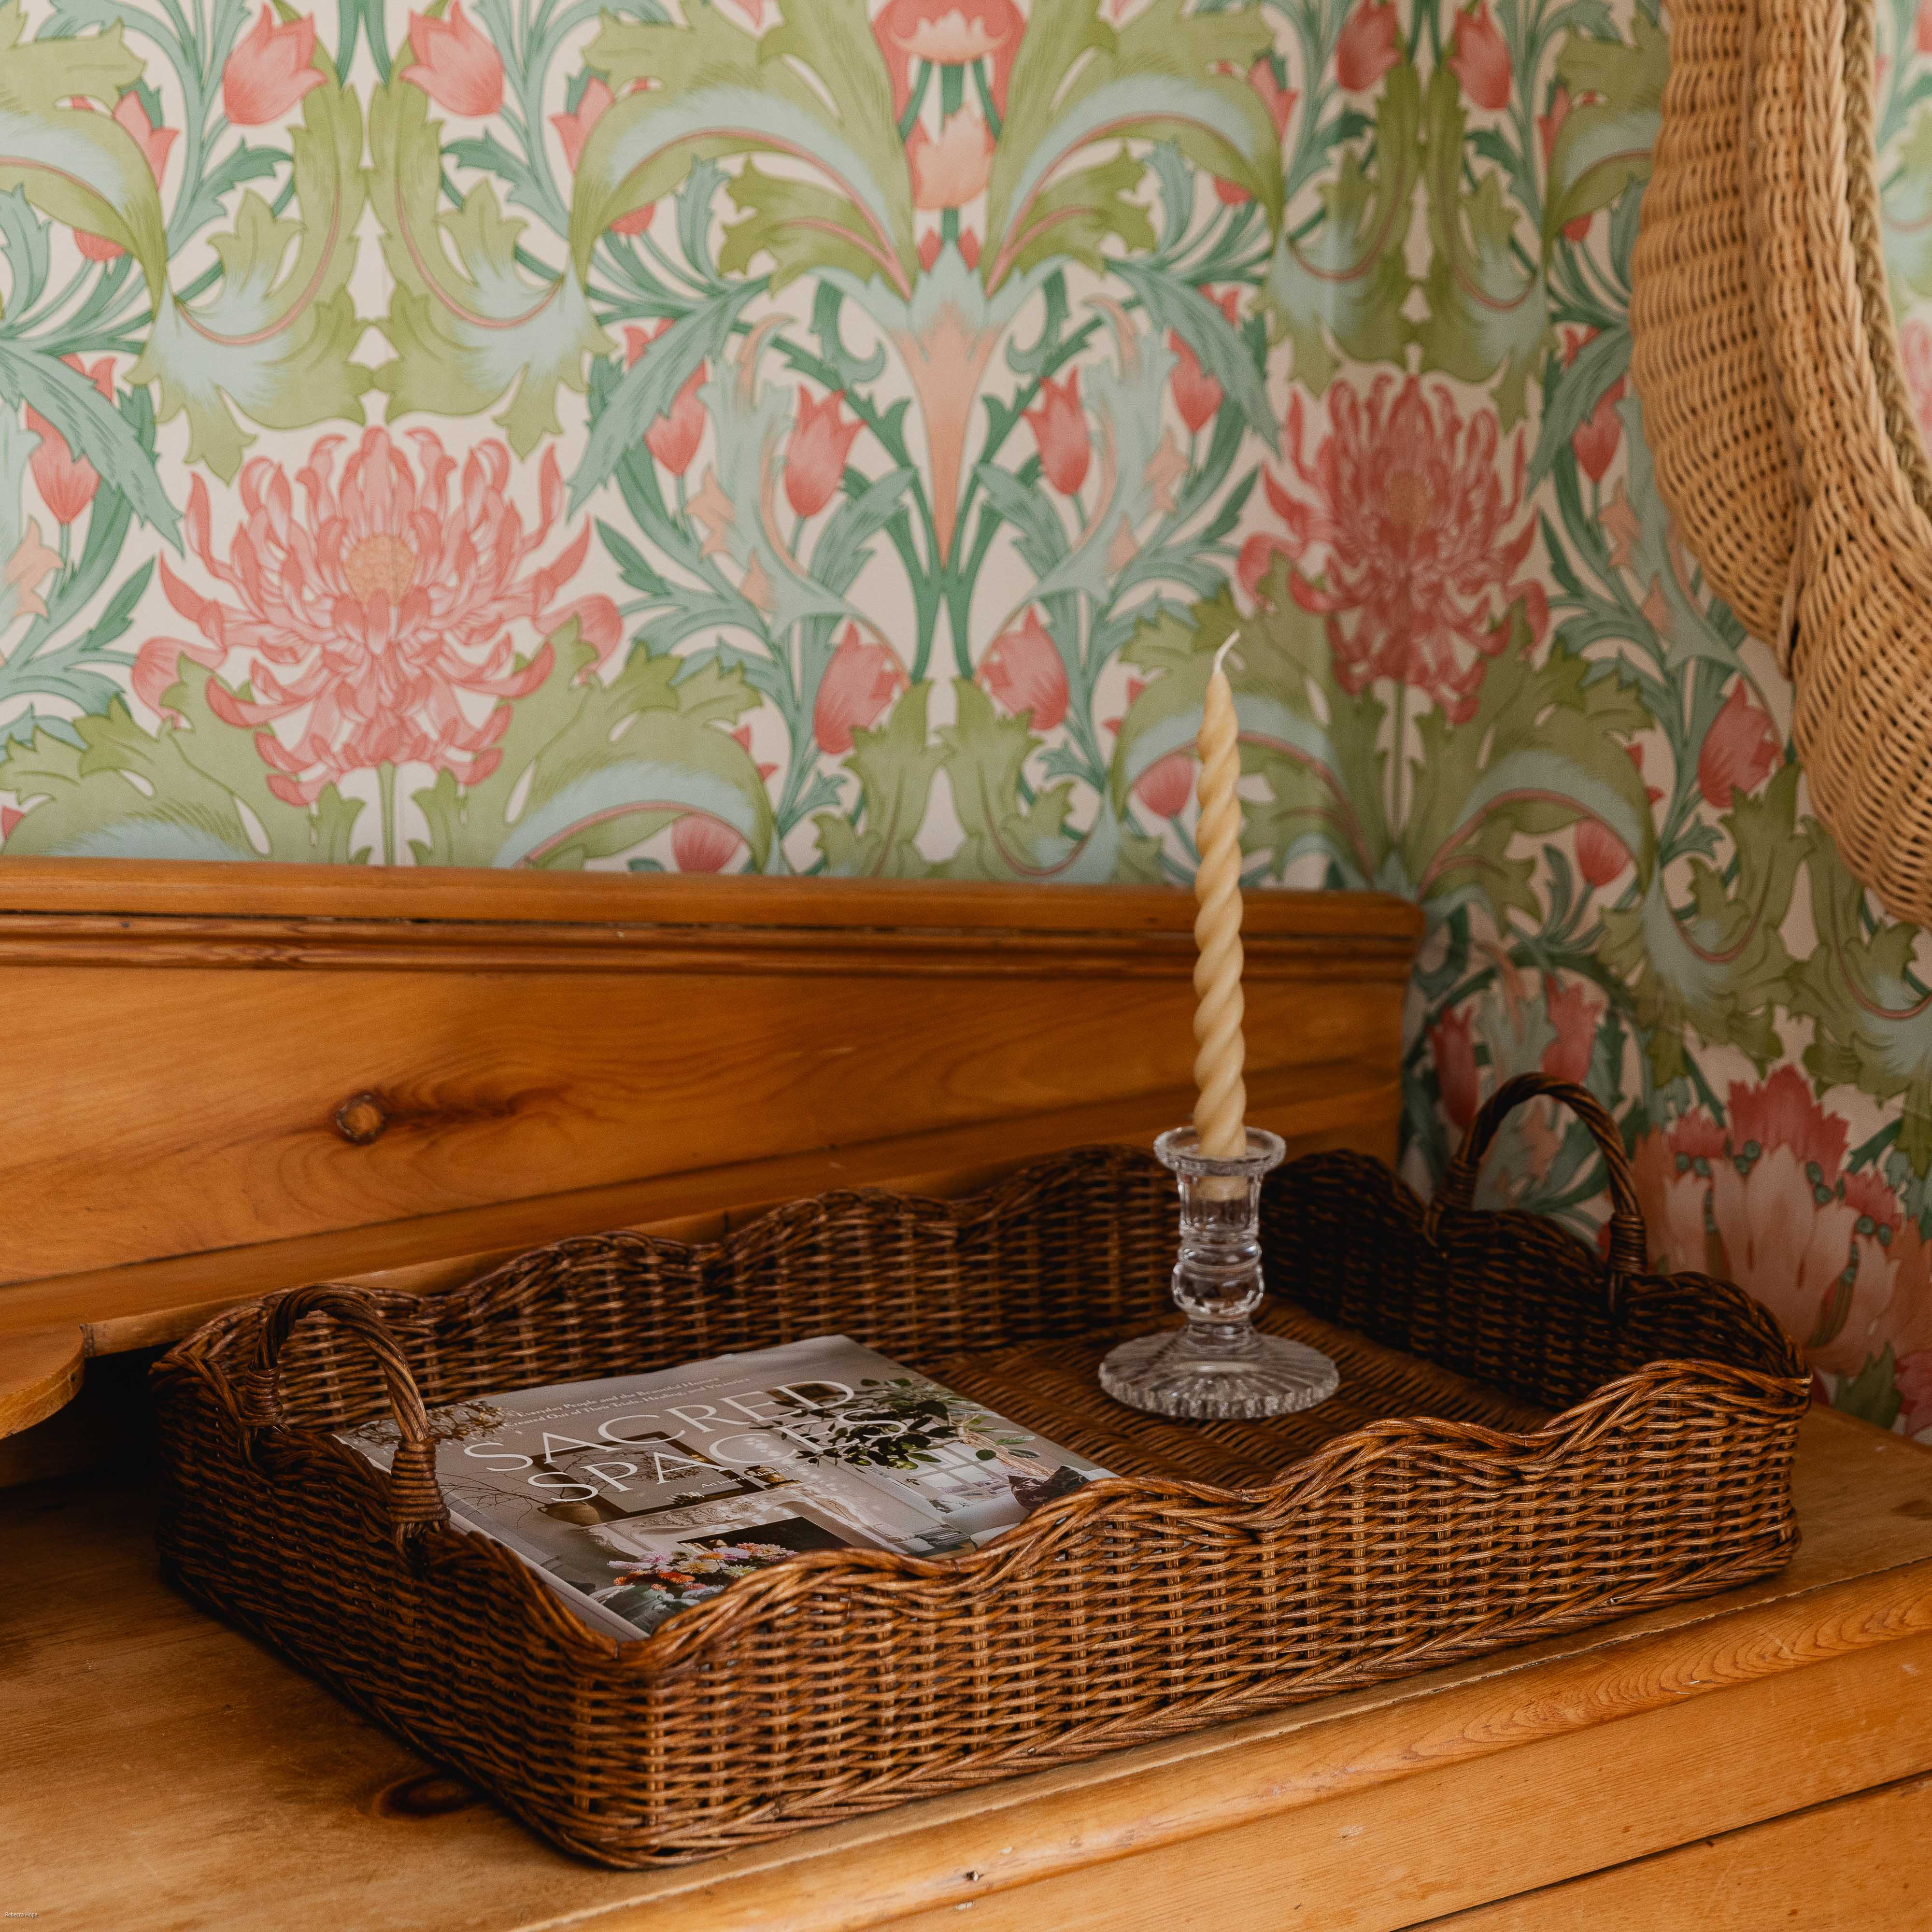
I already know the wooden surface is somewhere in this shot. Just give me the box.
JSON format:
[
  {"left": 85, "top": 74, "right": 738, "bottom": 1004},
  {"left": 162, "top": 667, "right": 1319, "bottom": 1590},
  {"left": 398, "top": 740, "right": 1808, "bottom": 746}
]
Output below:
[
  {"left": 1426, "top": 1772, "right": 1932, "bottom": 1929},
  {"left": 0, "top": 1059, "right": 1392, "bottom": 1367},
  {"left": 0, "top": 1326, "right": 83, "bottom": 1436},
  {"left": 0, "top": 859, "right": 1430, "bottom": 934},
  {"left": 0, "top": 866, "right": 1418, "bottom": 1399},
  {"left": 5, "top": 1408, "right": 1930, "bottom": 1932}
]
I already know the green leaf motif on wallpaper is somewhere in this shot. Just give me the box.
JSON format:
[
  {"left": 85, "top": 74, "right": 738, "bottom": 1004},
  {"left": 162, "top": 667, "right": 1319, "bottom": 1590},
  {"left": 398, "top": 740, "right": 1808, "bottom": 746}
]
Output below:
[
  {"left": 0, "top": 182, "right": 50, "bottom": 321},
  {"left": 1110, "top": 601, "right": 1219, "bottom": 813},
  {"left": 0, "top": 665, "right": 360, "bottom": 863},
  {"left": 1115, "top": 258, "right": 1275, "bottom": 447},
  {"left": 0, "top": 339, "right": 178, "bottom": 542},
  {"left": 1265, "top": 63, "right": 1420, "bottom": 395},
  {"left": 579, "top": 0, "right": 917, "bottom": 293},
  {"left": 1881, "top": 109, "right": 1932, "bottom": 301},
  {"left": 369, "top": 79, "right": 611, "bottom": 456},
  {"left": 1208, "top": 580, "right": 1396, "bottom": 887},
  {"left": 986, "top": 0, "right": 1282, "bottom": 281},
  {"left": 1415, "top": 69, "right": 1549, "bottom": 428},
  {"left": 133, "top": 79, "right": 371, "bottom": 483},
  {"left": 941, "top": 680, "right": 1159, "bottom": 884},
  {"left": 1000, "top": 147, "right": 1157, "bottom": 284},
  {"left": 1835, "top": 1346, "right": 1905, "bottom": 1431},
  {"left": 1109, "top": 580, "right": 1405, "bottom": 890},
  {"left": 815, "top": 682, "right": 943, "bottom": 879},
  {"left": 1789, "top": 823, "right": 1932, "bottom": 1173},
  {"left": 1541, "top": 16, "right": 1665, "bottom": 247},
  {"left": 1599, "top": 763, "right": 1804, "bottom": 1085},
  {"left": 1171, "top": 567, "right": 1653, "bottom": 922},
  {"left": 719, "top": 162, "right": 898, "bottom": 294},
  {"left": 412, "top": 625, "right": 773, "bottom": 871},
  {"left": 0, "top": 0, "right": 165, "bottom": 300},
  {"left": 1400, "top": 625, "right": 1656, "bottom": 923}
]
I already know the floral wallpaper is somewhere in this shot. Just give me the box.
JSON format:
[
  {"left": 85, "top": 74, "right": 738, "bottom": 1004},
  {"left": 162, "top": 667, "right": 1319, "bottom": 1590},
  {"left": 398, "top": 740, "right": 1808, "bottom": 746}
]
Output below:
[{"left": 4, "top": 0, "right": 1932, "bottom": 1437}]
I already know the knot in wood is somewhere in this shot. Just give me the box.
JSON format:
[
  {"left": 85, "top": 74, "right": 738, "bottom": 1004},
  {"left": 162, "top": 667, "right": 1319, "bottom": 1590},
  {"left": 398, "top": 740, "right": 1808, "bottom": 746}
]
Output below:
[{"left": 334, "top": 1092, "right": 389, "bottom": 1146}]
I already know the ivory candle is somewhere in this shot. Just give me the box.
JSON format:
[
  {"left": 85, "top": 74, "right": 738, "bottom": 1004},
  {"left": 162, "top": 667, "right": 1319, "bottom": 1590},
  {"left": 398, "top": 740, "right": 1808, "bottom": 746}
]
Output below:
[{"left": 1192, "top": 645, "right": 1247, "bottom": 1165}]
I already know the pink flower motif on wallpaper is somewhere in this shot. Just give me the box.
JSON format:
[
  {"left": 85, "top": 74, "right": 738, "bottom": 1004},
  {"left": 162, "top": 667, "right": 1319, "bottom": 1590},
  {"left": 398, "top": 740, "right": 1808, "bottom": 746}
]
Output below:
[
  {"left": 1241, "top": 379, "right": 1547, "bottom": 724},
  {"left": 1559, "top": 332, "right": 1626, "bottom": 483},
  {"left": 1575, "top": 742, "right": 1659, "bottom": 891},
  {"left": 1629, "top": 1109, "right": 1727, "bottom": 1274},
  {"left": 1104, "top": 680, "right": 1194, "bottom": 820},
  {"left": 1169, "top": 291, "right": 1241, "bottom": 435},
  {"left": 873, "top": 0, "right": 1024, "bottom": 117},
  {"left": 814, "top": 626, "right": 909, "bottom": 754},
  {"left": 1429, "top": 1005, "right": 1481, "bottom": 1134},
  {"left": 785, "top": 390, "right": 864, "bottom": 520},
  {"left": 1025, "top": 371, "right": 1091, "bottom": 498},
  {"left": 1448, "top": 1, "right": 1512, "bottom": 111},
  {"left": 1629, "top": 1068, "right": 1918, "bottom": 1382},
  {"left": 1335, "top": 0, "right": 1400, "bottom": 92},
  {"left": 403, "top": 3, "right": 505, "bottom": 117},
  {"left": 907, "top": 112, "right": 995, "bottom": 209},
  {"left": 1697, "top": 679, "right": 1782, "bottom": 809},
  {"left": 135, "top": 427, "right": 617, "bottom": 803},
  {"left": 1132, "top": 751, "right": 1195, "bottom": 820},
  {"left": 221, "top": 6, "right": 325, "bottom": 126},
  {"left": 26, "top": 356, "right": 114, "bottom": 527},
  {"left": 671, "top": 813, "right": 744, "bottom": 873},
  {"left": 672, "top": 729, "right": 772, "bottom": 873},
  {"left": 977, "top": 610, "right": 1068, "bottom": 731},
  {"left": 1538, "top": 975, "right": 1600, "bottom": 1086},
  {"left": 624, "top": 323, "right": 708, "bottom": 475},
  {"left": 75, "top": 93, "right": 174, "bottom": 262}
]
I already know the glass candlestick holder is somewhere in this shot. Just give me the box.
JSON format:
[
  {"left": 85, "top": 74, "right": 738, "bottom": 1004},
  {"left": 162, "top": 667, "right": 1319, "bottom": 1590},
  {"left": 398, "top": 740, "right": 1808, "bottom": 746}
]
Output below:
[{"left": 1100, "top": 1125, "right": 1339, "bottom": 1421}]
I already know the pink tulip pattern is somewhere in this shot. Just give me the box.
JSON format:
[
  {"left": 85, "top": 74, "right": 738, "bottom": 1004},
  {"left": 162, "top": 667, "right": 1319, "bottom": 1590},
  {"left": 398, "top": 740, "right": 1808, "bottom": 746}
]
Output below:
[{"left": 5, "top": 0, "right": 1932, "bottom": 1444}]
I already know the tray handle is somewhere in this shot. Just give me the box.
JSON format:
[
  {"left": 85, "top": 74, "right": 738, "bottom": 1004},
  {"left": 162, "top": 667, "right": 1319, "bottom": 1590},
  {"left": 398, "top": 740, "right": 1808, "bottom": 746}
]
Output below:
[
  {"left": 242, "top": 1283, "right": 450, "bottom": 1555},
  {"left": 1420, "top": 1074, "right": 1649, "bottom": 1313}
]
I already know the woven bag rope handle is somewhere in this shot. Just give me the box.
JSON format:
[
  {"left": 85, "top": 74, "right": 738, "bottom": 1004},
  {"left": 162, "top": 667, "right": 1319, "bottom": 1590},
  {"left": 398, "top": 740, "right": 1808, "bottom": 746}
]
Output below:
[
  {"left": 242, "top": 1282, "right": 451, "bottom": 1555},
  {"left": 1420, "top": 1074, "right": 1650, "bottom": 1308}
]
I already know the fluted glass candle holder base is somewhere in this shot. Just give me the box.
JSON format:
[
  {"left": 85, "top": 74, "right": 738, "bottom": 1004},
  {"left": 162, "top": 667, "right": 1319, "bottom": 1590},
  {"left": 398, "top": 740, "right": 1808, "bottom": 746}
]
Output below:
[{"left": 1099, "top": 1126, "right": 1340, "bottom": 1421}]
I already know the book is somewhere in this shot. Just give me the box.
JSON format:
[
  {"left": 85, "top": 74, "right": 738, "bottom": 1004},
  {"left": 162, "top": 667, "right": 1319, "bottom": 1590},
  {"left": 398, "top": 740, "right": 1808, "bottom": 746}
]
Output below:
[{"left": 336, "top": 1335, "right": 1111, "bottom": 1642}]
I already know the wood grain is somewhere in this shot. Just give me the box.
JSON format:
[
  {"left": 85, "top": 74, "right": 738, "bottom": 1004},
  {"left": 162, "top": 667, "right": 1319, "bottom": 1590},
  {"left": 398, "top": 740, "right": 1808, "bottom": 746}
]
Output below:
[
  {"left": 1419, "top": 1771, "right": 1932, "bottom": 1930},
  {"left": 0, "top": 1060, "right": 1392, "bottom": 1359},
  {"left": 0, "top": 1324, "right": 82, "bottom": 1436},
  {"left": 0, "top": 869, "right": 1417, "bottom": 1296},
  {"left": 3, "top": 1410, "right": 1929, "bottom": 1932},
  {"left": 0, "top": 858, "right": 1426, "bottom": 940},
  {"left": 877, "top": 1613, "right": 1932, "bottom": 1932}
]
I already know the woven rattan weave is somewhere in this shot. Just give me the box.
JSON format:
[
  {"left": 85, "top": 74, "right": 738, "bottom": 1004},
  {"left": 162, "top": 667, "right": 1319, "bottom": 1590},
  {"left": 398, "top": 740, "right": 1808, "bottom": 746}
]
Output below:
[
  {"left": 1633, "top": 0, "right": 1932, "bottom": 921},
  {"left": 153, "top": 1076, "right": 1806, "bottom": 1868}
]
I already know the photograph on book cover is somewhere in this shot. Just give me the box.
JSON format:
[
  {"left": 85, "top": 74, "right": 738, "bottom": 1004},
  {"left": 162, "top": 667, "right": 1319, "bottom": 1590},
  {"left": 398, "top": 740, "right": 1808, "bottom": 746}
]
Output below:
[{"left": 338, "top": 1335, "right": 1110, "bottom": 1640}]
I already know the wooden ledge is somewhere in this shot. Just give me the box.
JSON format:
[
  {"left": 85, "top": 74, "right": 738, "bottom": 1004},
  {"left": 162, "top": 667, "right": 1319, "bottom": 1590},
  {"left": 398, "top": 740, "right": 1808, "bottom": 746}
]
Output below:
[
  {"left": 0, "top": 1324, "right": 83, "bottom": 1437},
  {"left": 0, "top": 1060, "right": 1394, "bottom": 1362},
  {"left": 0, "top": 859, "right": 1425, "bottom": 945}
]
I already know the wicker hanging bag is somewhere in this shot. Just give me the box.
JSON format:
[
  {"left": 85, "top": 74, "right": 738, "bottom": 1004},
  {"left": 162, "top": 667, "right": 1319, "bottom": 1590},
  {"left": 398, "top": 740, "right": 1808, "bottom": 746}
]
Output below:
[
  {"left": 1632, "top": 0, "right": 1932, "bottom": 920},
  {"left": 152, "top": 1074, "right": 1806, "bottom": 1867}
]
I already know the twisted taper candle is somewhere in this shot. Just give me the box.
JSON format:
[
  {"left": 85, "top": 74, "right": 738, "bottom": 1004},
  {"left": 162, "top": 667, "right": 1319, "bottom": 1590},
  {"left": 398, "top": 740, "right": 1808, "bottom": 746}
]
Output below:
[{"left": 1192, "top": 647, "right": 1246, "bottom": 1164}]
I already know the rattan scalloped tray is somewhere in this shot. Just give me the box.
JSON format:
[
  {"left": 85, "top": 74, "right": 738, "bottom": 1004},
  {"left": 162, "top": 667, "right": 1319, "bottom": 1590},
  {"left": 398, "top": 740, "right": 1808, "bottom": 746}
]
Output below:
[{"left": 151, "top": 1075, "right": 1806, "bottom": 1868}]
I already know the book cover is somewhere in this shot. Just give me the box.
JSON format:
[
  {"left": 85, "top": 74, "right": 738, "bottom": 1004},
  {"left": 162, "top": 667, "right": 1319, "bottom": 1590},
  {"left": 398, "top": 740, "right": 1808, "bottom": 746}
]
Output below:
[{"left": 336, "top": 1335, "right": 1110, "bottom": 1641}]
